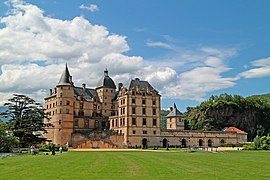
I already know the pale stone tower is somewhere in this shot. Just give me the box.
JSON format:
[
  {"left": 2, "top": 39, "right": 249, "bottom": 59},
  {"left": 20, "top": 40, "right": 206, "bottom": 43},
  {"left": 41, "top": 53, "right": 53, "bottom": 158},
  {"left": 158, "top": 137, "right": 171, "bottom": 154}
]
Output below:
[{"left": 166, "top": 103, "right": 184, "bottom": 130}]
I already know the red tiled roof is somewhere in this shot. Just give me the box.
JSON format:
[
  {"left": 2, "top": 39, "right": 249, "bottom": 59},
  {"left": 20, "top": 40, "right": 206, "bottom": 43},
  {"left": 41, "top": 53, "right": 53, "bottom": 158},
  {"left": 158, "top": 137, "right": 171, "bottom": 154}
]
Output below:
[{"left": 223, "top": 127, "right": 248, "bottom": 135}]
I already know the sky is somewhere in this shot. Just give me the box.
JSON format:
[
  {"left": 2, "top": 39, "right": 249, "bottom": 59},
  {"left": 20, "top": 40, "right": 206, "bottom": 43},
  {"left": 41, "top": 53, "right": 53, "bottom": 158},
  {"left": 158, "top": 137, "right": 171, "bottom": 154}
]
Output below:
[{"left": 0, "top": 0, "right": 269, "bottom": 112}]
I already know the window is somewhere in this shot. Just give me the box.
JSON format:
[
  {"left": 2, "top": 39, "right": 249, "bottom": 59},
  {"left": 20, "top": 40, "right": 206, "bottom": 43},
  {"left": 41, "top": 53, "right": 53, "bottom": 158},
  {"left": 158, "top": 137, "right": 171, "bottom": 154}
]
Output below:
[
  {"left": 132, "top": 99, "right": 135, "bottom": 104},
  {"left": 46, "top": 105, "right": 48, "bottom": 109},
  {"left": 142, "top": 99, "right": 146, "bottom": 105},
  {"left": 60, "top": 109, "right": 62, "bottom": 114},
  {"left": 133, "top": 130, "right": 136, "bottom": 134},
  {"left": 58, "top": 120, "right": 62, "bottom": 125},
  {"left": 132, "top": 91, "right": 135, "bottom": 95},
  {"left": 152, "top": 100, "right": 156, "bottom": 105},
  {"left": 74, "top": 119, "right": 78, "bottom": 126},
  {"left": 123, "top": 118, "right": 125, "bottom": 126},
  {"left": 60, "top": 93, "right": 62, "bottom": 97},
  {"left": 143, "top": 130, "right": 147, "bottom": 134},
  {"left": 153, "top": 119, "right": 157, "bottom": 126},
  {"left": 66, "top": 109, "right": 69, "bottom": 114},
  {"left": 66, "top": 100, "right": 70, "bottom": 105},
  {"left": 50, "top": 104, "right": 51, "bottom": 108},
  {"left": 142, "top": 92, "right": 145, "bottom": 96},
  {"left": 123, "top": 108, "right": 125, "bottom": 114},
  {"left": 142, "top": 108, "right": 146, "bottom": 115},
  {"left": 143, "top": 118, "right": 146, "bottom": 126},
  {"left": 153, "top": 108, "right": 156, "bottom": 115},
  {"left": 60, "top": 101, "right": 62, "bottom": 105},
  {"left": 112, "top": 120, "right": 114, "bottom": 127},
  {"left": 170, "top": 124, "right": 172, "bottom": 128},
  {"left": 132, "top": 118, "right": 136, "bottom": 125},
  {"left": 132, "top": 107, "right": 136, "bottom": 114},
  {"left": 153, "top": 131, "right": 156, "bottom": 134}
]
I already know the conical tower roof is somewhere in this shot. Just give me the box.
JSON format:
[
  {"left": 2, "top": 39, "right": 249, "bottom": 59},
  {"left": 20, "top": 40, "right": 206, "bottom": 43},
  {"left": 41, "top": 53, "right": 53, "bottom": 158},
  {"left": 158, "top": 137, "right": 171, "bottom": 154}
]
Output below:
[
  {"left": 57, "top": 64, "right": 72, "bottom": 86},
  {"left": 166, "top": 103, "right": 183, "bottom": 117}
]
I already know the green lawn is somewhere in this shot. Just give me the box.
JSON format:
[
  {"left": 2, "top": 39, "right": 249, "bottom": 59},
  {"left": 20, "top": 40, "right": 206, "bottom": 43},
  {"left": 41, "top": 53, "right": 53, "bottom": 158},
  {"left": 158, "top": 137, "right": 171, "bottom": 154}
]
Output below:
[{"left": 1, "top": 150, "right": 270, "bottom": 179}]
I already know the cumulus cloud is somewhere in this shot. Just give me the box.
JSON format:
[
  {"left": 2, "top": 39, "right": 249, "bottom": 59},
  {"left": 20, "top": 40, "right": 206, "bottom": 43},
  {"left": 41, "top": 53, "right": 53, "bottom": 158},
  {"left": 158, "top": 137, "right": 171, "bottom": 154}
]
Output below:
[
  {"left": 160, "top": 57, "right": 237, "bottom": 101},
  {"left": 79, "top": 4, "right": 99, "bottom": 12},
  {"left": 239, "top": 57, "right": 270, "bottom": 78},
  {"left": 0, "top": 0, "right": 240, "bottom": 105}
]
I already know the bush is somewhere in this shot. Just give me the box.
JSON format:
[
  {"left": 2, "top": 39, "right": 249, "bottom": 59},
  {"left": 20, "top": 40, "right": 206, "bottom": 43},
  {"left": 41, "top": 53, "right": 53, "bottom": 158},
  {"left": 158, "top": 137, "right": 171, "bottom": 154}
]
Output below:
[{"left": 39, "top": 143, "right": 68, "bottom": 152}]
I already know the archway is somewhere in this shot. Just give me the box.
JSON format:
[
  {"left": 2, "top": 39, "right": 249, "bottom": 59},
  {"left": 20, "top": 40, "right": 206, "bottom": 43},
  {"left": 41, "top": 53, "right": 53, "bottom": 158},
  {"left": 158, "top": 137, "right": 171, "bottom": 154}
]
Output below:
[
  {"left": 162, "top": 138, "right": 168, "bottom": 148},
  {"left": 199, "top": 139, "right": 204, "bottom": 147},
  {"left": 142, "top": 138, "right": 147, "bottom": 149},
  {"left": 181, "top": 139, "right": 187, "bottom": 148},
  {"left": 208, "top": 139, "right": 212, "bottom": 147},
  {"left": 220, "top": 139, "right": 225, "bottom": 144}
]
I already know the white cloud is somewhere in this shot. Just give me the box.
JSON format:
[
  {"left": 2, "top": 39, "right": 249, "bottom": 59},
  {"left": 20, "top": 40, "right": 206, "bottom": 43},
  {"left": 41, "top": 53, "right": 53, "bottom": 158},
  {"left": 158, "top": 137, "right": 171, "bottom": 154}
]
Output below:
[
  {"left": 0, "top": 0, "right": 240, "bottom": 105},
  {"left": 79, "top": 4, "right": 99, "bottom": 12},
  {"left": 239, "top": 57, "right": 270, "bottom": 78},
  {"left": 145, "top": 41, "right": 175, "bottom": 50},
  {"left": 162, "top": 58, "right": 237, "bottom": 101}
]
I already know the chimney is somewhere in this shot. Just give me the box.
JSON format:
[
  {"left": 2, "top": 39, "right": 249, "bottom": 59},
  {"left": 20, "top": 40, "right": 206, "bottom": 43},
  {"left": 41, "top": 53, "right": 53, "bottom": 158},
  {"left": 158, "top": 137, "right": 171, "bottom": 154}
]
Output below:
[
  {"left": 82, "top": 83, "right": 86, "bottom": 90},
  {"left": 170, "top": 107, "right": 173, "bottom": 111},
  {"left": 118, "top": 83, "right": 123, "bottom": 91},
  {"left": 50, "top": 89, "right": 52, "bottom": 95}
]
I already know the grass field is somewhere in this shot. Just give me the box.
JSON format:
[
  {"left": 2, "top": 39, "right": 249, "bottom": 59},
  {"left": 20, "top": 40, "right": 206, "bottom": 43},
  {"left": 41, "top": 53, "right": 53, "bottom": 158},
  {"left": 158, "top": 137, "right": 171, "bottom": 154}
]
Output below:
[{"left": 1, "top": 150, "right": 270, "bottom": 179}]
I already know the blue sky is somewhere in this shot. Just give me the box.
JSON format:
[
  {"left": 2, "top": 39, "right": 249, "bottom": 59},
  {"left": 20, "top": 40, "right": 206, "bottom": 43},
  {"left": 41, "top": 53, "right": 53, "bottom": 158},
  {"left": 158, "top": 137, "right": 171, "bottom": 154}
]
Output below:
[{"left": 0, "top": 0, "right": 269, "bottom": 112}]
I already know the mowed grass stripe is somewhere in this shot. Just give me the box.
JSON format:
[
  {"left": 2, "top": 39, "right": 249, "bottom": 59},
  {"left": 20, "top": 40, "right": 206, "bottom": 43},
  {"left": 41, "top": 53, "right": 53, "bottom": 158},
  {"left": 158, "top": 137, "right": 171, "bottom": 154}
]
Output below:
[{"left": 1, "top": 151, "right": 270, "bottom": 179}]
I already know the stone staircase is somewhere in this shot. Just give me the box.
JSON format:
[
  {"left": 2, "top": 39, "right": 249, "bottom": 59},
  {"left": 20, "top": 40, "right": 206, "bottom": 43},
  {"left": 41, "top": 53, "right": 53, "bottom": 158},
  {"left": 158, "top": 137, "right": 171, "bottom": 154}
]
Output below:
[{"left": 71, "top": 130, "right": 127, "bottom": 149}]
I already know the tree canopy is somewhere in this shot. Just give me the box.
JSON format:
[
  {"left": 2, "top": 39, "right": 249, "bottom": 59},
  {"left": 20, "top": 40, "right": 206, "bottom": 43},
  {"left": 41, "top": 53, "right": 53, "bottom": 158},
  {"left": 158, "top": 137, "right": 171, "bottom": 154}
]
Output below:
[
  {"left": 0, "top": 94, "right": 51, "bottom": 148},
  {"left": 184, "top": 93, "right": 270, "bottom": 140}
]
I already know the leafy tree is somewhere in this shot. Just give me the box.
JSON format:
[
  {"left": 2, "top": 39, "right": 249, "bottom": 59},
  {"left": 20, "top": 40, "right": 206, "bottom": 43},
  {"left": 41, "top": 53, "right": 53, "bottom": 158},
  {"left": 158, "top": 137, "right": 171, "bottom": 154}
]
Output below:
[
  {"left": 0, "top": 120, "right": 19, "bottom": 152},
  {"left": 0, "top": 94, "right": 51, "bottom": 148}
]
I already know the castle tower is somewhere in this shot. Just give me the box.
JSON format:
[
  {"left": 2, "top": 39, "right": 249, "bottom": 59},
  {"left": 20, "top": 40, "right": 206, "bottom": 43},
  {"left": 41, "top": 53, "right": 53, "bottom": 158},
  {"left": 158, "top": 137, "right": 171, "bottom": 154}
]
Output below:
[
  {"left": 96, "top": 69, "right": 116, "bottom": 117},
  {"left": 44, "top": 64, "right": 75, "bottom": 145},
  {"left": 166, "top": 103, "right": 184, "bottom": 130}
]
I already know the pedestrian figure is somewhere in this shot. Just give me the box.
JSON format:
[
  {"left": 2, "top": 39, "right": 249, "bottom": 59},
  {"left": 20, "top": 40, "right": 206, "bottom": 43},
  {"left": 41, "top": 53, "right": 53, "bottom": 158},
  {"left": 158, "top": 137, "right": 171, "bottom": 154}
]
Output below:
[
  {"left": 59, "top": 146, "right": 63, "bottom": 155},
  {"left": 30, "top": 145, "right": 35, "bottom": 155},
  {"left": 52, "top": 148, "right": 55, "bottom": 155}
]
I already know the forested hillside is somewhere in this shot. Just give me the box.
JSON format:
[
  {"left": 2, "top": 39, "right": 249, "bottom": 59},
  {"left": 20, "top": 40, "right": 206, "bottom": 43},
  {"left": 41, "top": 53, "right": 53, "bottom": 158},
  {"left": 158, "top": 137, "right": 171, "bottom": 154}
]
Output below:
[{"left": 184, "top": 93, "right": 270, "bottom": 140}]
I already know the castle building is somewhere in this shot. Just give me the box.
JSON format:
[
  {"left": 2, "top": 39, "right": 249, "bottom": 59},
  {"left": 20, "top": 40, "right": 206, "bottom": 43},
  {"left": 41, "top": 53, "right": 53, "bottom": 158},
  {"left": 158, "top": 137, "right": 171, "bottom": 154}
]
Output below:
[{"left": 44, "top": 65, "right": 246, "bottom": 148}]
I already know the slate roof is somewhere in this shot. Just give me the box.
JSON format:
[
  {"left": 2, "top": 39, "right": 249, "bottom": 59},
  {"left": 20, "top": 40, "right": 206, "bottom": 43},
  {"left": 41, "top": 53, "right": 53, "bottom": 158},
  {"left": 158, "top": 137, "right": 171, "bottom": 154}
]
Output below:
[
  {"left": 96, "top": 69, "right": 116, "bottom": 89},
  {"left": 166, "top": 103, "right": 183, "bottom": 117},
  {"left": 223, "top": 127, "right": 248, "bottom": 135},
  {"left": 127, "top": 78, "right": 154, "bottom": 91},
  {"left": 57, "top": 64, "right": 72, "bottom": 86},
  {"left": 74, "top": 87, "right": 97, "bottom": 100}
]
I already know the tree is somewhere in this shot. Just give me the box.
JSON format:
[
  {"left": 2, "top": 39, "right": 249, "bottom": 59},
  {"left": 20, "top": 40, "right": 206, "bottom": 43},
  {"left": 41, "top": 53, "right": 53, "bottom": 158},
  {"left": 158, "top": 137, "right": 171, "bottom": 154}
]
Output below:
[
  {"left": 0, "top": 120, "right": 19, "bottom": 152},
  {"left": 0, "top": 94, "right": 51, "bottom": 148}
]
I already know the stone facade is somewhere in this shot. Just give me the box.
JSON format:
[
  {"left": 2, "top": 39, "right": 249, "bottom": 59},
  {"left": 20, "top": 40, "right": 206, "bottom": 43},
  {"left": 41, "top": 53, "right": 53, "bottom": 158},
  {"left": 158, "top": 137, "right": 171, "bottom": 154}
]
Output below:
[{"left": 44, "top": 65, "right": 245, "bottom": 148}]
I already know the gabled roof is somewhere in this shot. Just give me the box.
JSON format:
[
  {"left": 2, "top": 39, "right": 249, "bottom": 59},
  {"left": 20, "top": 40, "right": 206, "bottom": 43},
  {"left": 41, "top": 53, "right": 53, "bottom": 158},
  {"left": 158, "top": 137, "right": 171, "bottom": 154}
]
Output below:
[
  {"left": 223, "top": 127, "right": 248, "bottom": 135},
  {"left": 74, "top": 87, "right": 97, "bottom": 100},
  {"left": 128, "top": 78, "right": 154, "bottom": 91},
  {"left": 166, "top": 103, "right": 183, "bottom": 117},
  {"left": 96, "top": 69, "right": 116, "bottom": 89},
  {"left": 57, "top": 64, "right": 72, "bottom": 86}
]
